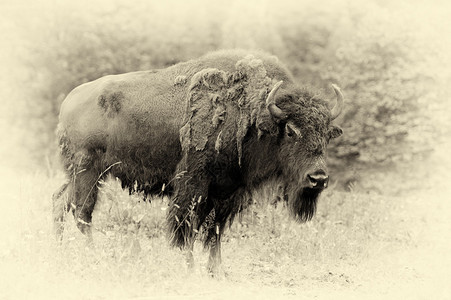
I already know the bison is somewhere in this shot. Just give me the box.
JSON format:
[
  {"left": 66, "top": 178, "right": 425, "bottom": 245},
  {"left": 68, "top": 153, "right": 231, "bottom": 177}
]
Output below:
[{"left": 53, "top": 49, "right": 344, "bottom": 274}]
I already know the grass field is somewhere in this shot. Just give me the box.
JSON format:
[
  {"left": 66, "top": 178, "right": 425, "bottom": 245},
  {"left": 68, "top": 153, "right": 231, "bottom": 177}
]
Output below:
[
  {"left": 1, "top": 1, "right": 451, "bottom": 298},
  {"left": 1, "top": 142, "right": 450, "bottom": 299}
]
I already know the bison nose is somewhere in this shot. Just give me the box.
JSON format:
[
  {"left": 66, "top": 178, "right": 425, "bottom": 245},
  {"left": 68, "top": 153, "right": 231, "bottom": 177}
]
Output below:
[{"left": 307, "top": 173, "right": 329, "bottom": 189}]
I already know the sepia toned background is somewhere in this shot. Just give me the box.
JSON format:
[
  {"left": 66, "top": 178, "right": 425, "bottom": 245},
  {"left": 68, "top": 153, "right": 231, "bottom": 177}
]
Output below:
[{"left": 1, "top": 0, "right": 450, "bottom": 299}]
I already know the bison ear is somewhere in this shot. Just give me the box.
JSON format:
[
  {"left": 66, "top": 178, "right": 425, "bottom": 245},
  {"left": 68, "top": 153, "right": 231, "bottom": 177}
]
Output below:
[{"left": 329, "top": 125, "right": 343, "bottom": 139}]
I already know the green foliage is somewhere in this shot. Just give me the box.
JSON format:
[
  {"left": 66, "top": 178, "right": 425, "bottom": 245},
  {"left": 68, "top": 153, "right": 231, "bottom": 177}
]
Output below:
[{"left": 16, "top": 0, "right": 447, "bottom": 168}]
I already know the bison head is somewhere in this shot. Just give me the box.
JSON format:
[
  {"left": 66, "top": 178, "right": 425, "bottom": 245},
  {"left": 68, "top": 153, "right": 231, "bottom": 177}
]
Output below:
[{"left": 266, "top": 81, "right": 344, "bottom": 222}]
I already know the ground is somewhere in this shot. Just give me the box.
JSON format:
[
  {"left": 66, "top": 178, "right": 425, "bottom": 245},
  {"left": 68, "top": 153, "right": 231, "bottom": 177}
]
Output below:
[{"left": 0, "top": 142, "right": 450, "bottom": 299}]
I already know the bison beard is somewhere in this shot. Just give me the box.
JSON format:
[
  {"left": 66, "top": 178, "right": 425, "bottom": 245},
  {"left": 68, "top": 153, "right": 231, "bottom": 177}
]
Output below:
[{"left": 289, "top": 187, "right": 321, "bottom": 222}]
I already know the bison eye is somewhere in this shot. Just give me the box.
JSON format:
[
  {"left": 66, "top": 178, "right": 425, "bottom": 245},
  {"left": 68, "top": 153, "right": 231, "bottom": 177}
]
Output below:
[
  {"left": 285, "top": 122, "right": 302, "bottom": 139},
  {"left": 286, "top": 125, "right": 294, "bottom": 137}
]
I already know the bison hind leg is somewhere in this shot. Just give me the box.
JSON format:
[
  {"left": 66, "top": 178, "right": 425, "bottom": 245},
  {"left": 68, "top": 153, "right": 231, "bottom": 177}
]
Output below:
[
  {"left": 54, "top": 149, "right": 109, "bottom": 243},
  {"left": 70, "top": 166, "right": 107, "bottom": 243},
  {"left": 52, "top": 172, "right": 98, "bottom": 244}
]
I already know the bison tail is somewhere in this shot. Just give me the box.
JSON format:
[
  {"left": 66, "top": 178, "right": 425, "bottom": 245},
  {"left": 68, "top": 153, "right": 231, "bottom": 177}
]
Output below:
[{"left": 52, "top": 181, "right": 71, "bottom": 241}]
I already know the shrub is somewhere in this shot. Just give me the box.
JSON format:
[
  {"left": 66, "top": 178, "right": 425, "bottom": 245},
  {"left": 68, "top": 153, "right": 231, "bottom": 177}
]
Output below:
[
  {"left": 16, "top": 0, "right": 447, "bottom": 170},
  {"left": 274, "top": 2, "right": 443, "bottom": 165}
]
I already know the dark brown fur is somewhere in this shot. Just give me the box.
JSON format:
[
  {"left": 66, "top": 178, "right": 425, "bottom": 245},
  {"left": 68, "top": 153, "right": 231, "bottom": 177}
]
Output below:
[{"left": 52, "top": 50, "right": 343, "bottom": 273}]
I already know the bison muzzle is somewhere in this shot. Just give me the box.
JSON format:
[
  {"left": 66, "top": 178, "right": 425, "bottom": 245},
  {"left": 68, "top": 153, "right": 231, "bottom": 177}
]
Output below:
[{"left": 52, "top": 49, "right": 344, "bottom": 274}]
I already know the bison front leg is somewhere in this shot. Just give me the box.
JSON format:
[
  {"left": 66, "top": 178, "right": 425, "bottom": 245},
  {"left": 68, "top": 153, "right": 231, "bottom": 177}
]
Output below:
[
  {"left": 204, "top": 191, "right": 243, "bottom": 276},
  {"left": 207, "top": 222, "right": 225, "bottom": 276},
  {"left": 204, "top": 201, "right": 237, "bottom": 276},
  {"left": 167, "top": 168, "right": 213, "bottom": 269},
  {"left": 168, "top": 194, "right": 213, "bottom": 268}
]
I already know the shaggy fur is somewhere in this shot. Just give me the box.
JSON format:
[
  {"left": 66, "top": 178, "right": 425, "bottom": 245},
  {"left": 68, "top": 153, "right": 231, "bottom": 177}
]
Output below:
[
  {"left": 166, "top": 56, "right": 342, "bottom": 273},
  {"left": 52, "top": 49, "right": 343, "bottom": 273}
]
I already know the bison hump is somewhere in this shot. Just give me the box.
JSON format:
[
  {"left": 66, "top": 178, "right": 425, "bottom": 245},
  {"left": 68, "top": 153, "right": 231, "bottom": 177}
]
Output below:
[{"left": 180, "top": 56, "right": 279, "bottom": 165}]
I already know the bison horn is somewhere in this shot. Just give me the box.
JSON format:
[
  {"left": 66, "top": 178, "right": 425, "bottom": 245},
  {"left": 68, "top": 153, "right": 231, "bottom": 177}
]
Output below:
[
  {"left": 266, "top": 81, "right": 287, "bottom": 121},
  {"left": 330, "top": 84, "right": 344, "bottom": 120}
]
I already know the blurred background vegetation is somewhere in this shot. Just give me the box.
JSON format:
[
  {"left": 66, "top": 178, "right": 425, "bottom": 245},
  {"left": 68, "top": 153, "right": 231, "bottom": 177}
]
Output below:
[{"left": 1, "top": 0, "right": 450, "bottom": 176}]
